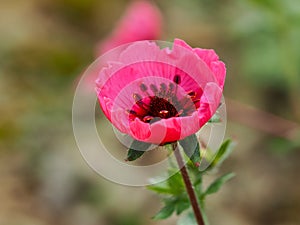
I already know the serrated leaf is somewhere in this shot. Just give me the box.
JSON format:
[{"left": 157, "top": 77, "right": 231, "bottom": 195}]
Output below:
[
  {"left": 208, "top": 139, "right": 233, "bottom": 169},
  {"left": 179, "top": 134, "right": 201, "bottom": 167},
  {"left": 152, "top": 203, "right": 175, "bottom": 220},
  {"left": 126, "top": 140, "right": 151, "bottom": 161},
  {"left": 204, "top": 172, "right": 235, "bottom": 196}
]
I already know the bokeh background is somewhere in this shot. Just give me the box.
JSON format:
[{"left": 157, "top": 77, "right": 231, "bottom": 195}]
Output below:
[{"left": 1, "top": 0, "right": 300, "bottom": 224}]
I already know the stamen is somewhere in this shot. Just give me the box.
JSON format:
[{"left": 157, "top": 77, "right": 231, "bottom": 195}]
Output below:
[
  {"left": 159, "top": 83, "right": 167, "bottom": 97},
  {"left": 159, "top": 110, "right": 169, "bottom": 118},
  {"left": 173, "top": 74, "right": 181, "bottom": 84},
  {"left": 139, "top": 83, "right": 152, "bottom": 97},
  {"left": 188, "top": 91, "right": 196, "bottom": 98},
  {"left": 139, "top": 83, "right": 148, "bottom": 92},
  {"left": 133, "top": 93, "right": 142, "bottom": 102},
  {"left": 134, "top": 93, "right": 150, "bottom": 111},
  {"left": 130, "top": 80, "right": 199, "bottom": 124},
  {"left": 136, "top": 100, "right": 149, "bottom": 110},
  {"left": 150, "top": 84, "right": 158, "bottom": 94},
  {"left": 168, "top": 83, "right": 175, "bottom": 91},
  {"left": 143, "top": 115, "right": 154, "bottom": 123},
  {"left": 166, "top": 83, "right": 175, "bottom": 100},
  {"left": 193, "top": 99, "right": 200, "bottom": 104},
  {"left": 175, "top": 109, "right": 184, "bottom": 117},
  {"left": 181, "top": 95, "right": 192, "bottom": 105},
  {"left": 160, "top": 83, "right": 167, "bottom": 92},
  {"left": 127, "top": 109, "right": 137, "bottom": 115}
]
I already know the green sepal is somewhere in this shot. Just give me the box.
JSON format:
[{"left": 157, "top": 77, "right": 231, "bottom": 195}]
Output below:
[
  {"left": 126, "top": 140, "right": 151, "bottom": 161},
  {"left": 208, "top": 114, "right": 221, "bottom": 123},
  {"left": 204, "top": 172, "right": 235, "bottom": 196},
  {"left": 179, "top": 134, "right": 201, "bottom": 167}
]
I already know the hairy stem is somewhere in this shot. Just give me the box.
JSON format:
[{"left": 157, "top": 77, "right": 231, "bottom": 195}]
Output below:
[{"left": 172, "top": 142, "right": 205, "bottom": 225}]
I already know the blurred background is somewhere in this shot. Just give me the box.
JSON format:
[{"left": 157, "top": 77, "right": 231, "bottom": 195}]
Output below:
[{"left": 1, "top": 0, "right": 300, "bottom": 224}]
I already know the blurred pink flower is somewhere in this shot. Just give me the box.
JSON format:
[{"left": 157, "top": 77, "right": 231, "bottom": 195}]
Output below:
[
  {"left": 96, "top": 39, "right": 226, "bottom": 144},
  {"left": 96, "top": 0, "right": 162, "bottom": 56}
]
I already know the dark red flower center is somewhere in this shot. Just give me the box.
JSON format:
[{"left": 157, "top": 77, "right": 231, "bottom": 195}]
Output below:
[
  {"left": 128, "top": 75, "right": 201, "bottom": 124},
  {"left": 148, "top": 96, "right": 178, "bottom": 119}
]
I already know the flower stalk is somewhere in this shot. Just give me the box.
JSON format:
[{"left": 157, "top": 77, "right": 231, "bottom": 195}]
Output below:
[{"left": 171, "top": 142, "right": 205, "bottom": 225}]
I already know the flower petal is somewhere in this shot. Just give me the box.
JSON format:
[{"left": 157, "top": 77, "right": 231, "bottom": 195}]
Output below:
[
  {"left": 128, "top": 111, "right": 201, "bottom": 144},
  {"left": 198, "top": 82, "right": 223, "bottom": 126},
  {"left": 95, "top": 39, "right": 226, "bottom": 144},
  {"left": 174, "top": 39, "right": 226, "bottom": 89}
]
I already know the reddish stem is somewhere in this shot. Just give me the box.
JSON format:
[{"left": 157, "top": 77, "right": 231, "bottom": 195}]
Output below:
[{"left": 172, "top": 142, "right": 205, "bottom": 225}]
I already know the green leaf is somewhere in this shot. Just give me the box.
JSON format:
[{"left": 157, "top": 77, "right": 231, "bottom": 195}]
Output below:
[
  {"left": 147, "top": 168, "right": 185, "bottom": 196},
  {"left": 152, "top": 203, "right": 175, "bottom": 220},
  {"left": 175, "top": 200, "right": 190, "bottom": 215},
  {"left": 177, "top": 211, "right": 197, "bottom": 225},
  {"left": 147, "top": 181, "right": 172, "bottom": 195},
  {"left": 126, "top": 140, "right": 151, "bottom": 161},
  {"left": 167, "top": 171, "right": 184, "bottom": 195},
  {"left": 193, "top": 171, "right": 203, "bottom": 187},
  {"left": 208, "top": 139, "right": 233, "bottom": 169},
  {"left": 179, "top": 134, "right": 201, "bottom": 167},
  {"left": 204, "top": 172, "right": 235, "bottom": 196}
]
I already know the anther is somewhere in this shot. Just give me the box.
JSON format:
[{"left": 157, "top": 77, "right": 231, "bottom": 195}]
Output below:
[
  {"left": 133, "top": 93, "right": 142, "bottom": 102},
  {"left": 150, "top": 84, "right": 158, "bottom": 94},
  {"left": 168, "top": 83, "right": 175, "bottom": 91},
  {"left": 137, "top": 100, "right": 149, "bottom": 110},
  {"left": 127, "top": 109, "right": 137, "bottom": 115},
  {"left": 160, "top": 83, "right": 167, "bottom": 92},
  {"left": 159, "top": 110, "right": 169, "bottom": 118},
  {"left": 193, "top": 99, "right": 200, "bottom": 104},
  {"left": 173, "top": 74, "right": 181, "bottom": 84},
  {"left": 166, "top": 83, "right": 175, "bottom": 100},
  {"left": 143, "top": 116, "right": 154, "bottom": 123},
  {"left": 188, "top": 91, "right": 196, "bottom": 98},
  {"left": 175, "top": 109, "right": 184, "bottom": 117},
  {"left": 139, "top": 83, "right": 148, "bottom": 92},
  {"left": 180, "top": 95, "right": 194, "bottom": 108}
]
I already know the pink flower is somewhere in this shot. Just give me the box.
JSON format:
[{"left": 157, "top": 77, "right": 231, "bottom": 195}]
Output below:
[
  {"left": 96, "top": 0, "right": 162, "bottom": 56},
  {"left": 96, "top": 39, "right": 226, "bottom": 145}
]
